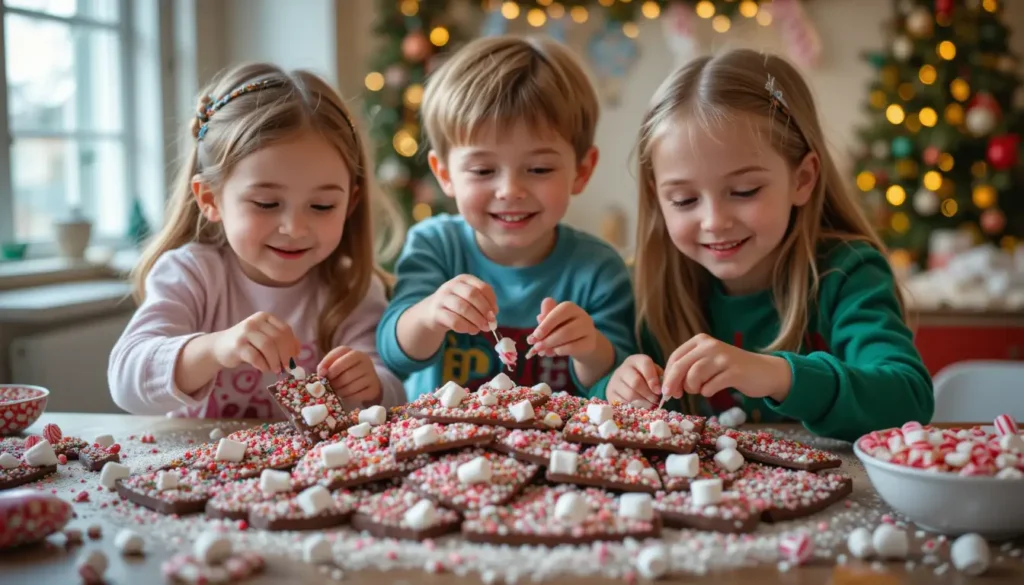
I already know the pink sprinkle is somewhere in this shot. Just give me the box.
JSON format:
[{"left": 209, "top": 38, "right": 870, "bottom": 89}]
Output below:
[
  {"left": 386, "top": 550, "right": 398, "bottom": 561},
  {"left": 423, "top": 539, "right": 435, "bottom": 550},
  {"left": 74, "top": 491, "right": 90, "bottom": 502},
  {"left": 624, "top": 570, "right": 637, "bottom": 584},
  {"left": 817, "top": 521, "right": 828, "bottom": 530},
  {"left": 57, "top": 454, "right": 68, "bottom": 465},
  {"left": 881, "top": 514, "right": 894, "bottom": 524}
]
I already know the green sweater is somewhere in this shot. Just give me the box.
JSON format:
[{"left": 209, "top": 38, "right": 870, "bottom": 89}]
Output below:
[{"left": 595, "top": 241, "right": 934, "bottom": 443}]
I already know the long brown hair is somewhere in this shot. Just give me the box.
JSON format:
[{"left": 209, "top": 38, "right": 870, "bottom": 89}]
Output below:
[
  {"left": 132, "top": 62, "right": 403, "bottom": 354},
  {"left": 634, "top": 49, "right": 902, "bottom": 365}
]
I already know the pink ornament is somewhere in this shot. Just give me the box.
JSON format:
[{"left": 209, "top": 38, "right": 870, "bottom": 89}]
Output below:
[
  {"left": 42, "top": 423, "right": 62, "bottom": 444},
  {"left": 994, "top": 414, "right": 1018, "bottom": 437},
  {"left": 23, "top": 435, "right": 42, "bottom": 450},
  {"left": 778, "top": 531, "right": 814, "bottom": 565}
]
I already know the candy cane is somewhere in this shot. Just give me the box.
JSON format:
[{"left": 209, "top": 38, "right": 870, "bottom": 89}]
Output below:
[
  {"left": 769, "top": 0, "right": 822, "bottom": 69},
  {"left": 778, "top": 532, "right": 813, "bottom": 565},
  {"left": 994, "top": 414, "right": 1018, "bottom": 437}
]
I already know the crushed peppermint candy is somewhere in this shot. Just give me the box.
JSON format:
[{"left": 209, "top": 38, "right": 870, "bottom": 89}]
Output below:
[
  {"left": 562, "top": 399, "right": 703, "bottom": 454},
  {"left": 351, "top": 484, "right": 462, "bottom": 540},
  {"left": 654, "top": 490, "right": 761, "bottom": 533},
  {"left": 857, "top": 425, "right": 1024, "bottom": 477},
  {"left": 407, "top": 387, "right": 550, "bottom": 429},
  {"left": 292, "top": 431, "right": 428, "bottom": 491},
  {"left": 179, "top": 424, "right": 308, "bottom": 481},
  {"left": 406, "top": 449, "right": 538, "bottom": 511},
  {"left": 268, "top": 373, "right": 349, "bottom": 443}
]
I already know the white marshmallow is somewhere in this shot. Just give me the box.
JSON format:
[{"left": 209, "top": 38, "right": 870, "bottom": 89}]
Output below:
[
  {"left": 649, "top": 420, "right": 673, "bottom": 439},
  {"left": 847, "top": 527, "right": 874, "bottom": 559},
  {"left": 690, "top": 478, "right": 723, "bottom": 507},
  {"left": 489, "top": 373, "right": 515, "bottom": 391},
  {"left": 618, "top": 493, "right": 654, "bottom": 521},
  {"left": 77, "top": 549, "right": 108, "bottom": 579},
  {"left": 93, "top": 434, "right": 114, "bottom": 448},
  {"left": 715, "top": 435, "right": 738, "bottom": 451},
  {"left": 496, "top": 337, "right": 516, "bottom": 355},
  {"left": 296, "top": 485, "right": 334, "bottom": 516},
  {"left": 950, "top": 533, "right": 990, "bottom": 576},
  {"left": 259, "top": 469, "right": 292, "bottom": 494},
  {"left": 478, "top": 389, "right": 499, "bottom": 406},
  {"left": 347, "top": 422, "right": 372, "bottom": 438},
  {"left": 214, "top": 438, "right": 246, "bottom": 463},
  {"left": 439, "top": 383, "right": 468, "bottom": 408},
  {"left": 303, "top": 535, "right": 333, "bottom": 564},
  {"left": 23, "top": 440, "right": 58, "bottom": 467},
  {"left": 156, "top": 470, "right": 179, "bottom": 491},
  {"left": 598, "top": 419, "right": 619, "bottom": 439},
  {"left": 549, "top": 450, "right": 578, "bottom": 475},
  {"left": 209, "top": 428, "right": 225, "bottom": 441},
  {"left": 635, "top": 544, "right": 669, "bottom": 580},
  {"left": 595, "top": 443, "right": 618, "bottom": 459},
  {"left": 301, "top": 404, "right": 329, "bottom": 427},
  {"left": 114, "top": 529, "right": 145, "bottom": 555},
  {"left": 305, "top": 381, "right": 326, "bottom": 398},
  {"left": 872, "top": 524, "right": 909, "bottom": 559},
  {"left": 666, "top": 453, "right": 699, "bottom": 478},
  {"left": 413, "top": 424, "right": 440, "bottom": 447},
  {"left": 999, "top": 433, "right": 1024, "bottom": 453},
  {"left": 509, "top": 399, "right": 535, "bottom": 422},
  {"left": 718, "top": 406, "right": 747, "bottom": 428},
  {"left": 714, "top": 448, "right": 745, "bottom": 473},
  {"left": 587, "top": 403, "right": 613, "bottom": 426},
  {"left": 542, "top": 412, "right": 563, "bottom": 428},
  {"left": 642, "top": 468, "right": 661, "bottom": 484},
  {"left": 0, "top": 452, "right": 20, "bottom": 469},
  {"left": 996, "top": 453, "right": 1018, "bottom": 469},
  {"left": 531, "top": 383, "right": 552, "bottom": 396},
  {"left": 99, "top": 462, "right": 131, "bottom": 490},
  {"left": 404, "top": 499, "right": 437, "bottom": 531},
  {"left": 320, "top": 443, "right": 352, "bottom": 469},
  {"left": 290, "top": 365, "right": 307, "bottom": 380},
  {"left": 194, "top": 531, "right": 232, "bottom": 565},
  {"left": 457, "top": 456, "right": 493, "bottom": 484},
  {"left": 679, "top": 419, "right": 695, "bottom": 432},
  {"left": 625, "top": 460, "right": 645, "bottom": 477},
  {"left": 358, "top": 405, "right": 387, "bottom": 426},
  {"left": 554, "top": 492, "right": 588, "bottom": 525}
]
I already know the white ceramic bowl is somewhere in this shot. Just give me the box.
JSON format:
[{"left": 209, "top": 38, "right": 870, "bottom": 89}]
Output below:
[{"left": 854, "top": 441, "right": 1024, "bottom": 540}]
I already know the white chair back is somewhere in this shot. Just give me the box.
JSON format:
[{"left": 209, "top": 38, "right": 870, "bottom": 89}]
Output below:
[{"left": 931, "top": 360, "right": 1024, "bottom": 423}]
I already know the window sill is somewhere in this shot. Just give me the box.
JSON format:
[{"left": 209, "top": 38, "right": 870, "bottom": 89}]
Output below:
[
  {"left": 0, "top": 279, "right": 134, "bottom": 324},
  {"left": 0, "top": 247, "right": 139, "bottom": 291}
]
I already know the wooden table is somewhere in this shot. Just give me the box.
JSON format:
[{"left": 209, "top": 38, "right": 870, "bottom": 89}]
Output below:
[{"left": 1, "top": 414, "right": 1022, "bottom": 585}]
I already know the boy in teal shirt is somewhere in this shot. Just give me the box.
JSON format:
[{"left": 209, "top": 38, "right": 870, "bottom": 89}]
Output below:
[{"left": 377, "top": 36, "right": 635, "bottom": 401}]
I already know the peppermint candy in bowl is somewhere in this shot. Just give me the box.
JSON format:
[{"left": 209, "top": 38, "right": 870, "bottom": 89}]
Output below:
[
  {"left": 854, "top": 418, "right": 1024, "bottom": 540},
  {"left": 0, "top": 385, "right": 49, "bottom": 435}
]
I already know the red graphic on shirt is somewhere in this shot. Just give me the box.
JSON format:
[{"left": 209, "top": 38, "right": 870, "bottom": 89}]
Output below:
[{"left": 440, "top": 326, "right": 572, "bottom": 392}]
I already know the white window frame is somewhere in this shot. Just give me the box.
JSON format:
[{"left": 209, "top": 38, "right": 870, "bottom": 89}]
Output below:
[{"left": 0, "top": 0, "right": 168, "bottom": 260}]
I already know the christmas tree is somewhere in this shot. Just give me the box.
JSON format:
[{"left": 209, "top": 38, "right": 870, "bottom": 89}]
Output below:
[{"left": 852, "top": 0, "right": 1023, "bottom": 270}]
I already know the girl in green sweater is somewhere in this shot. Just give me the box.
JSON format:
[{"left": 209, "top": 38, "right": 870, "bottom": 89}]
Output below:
[{"left": 604, "top": 49, "right": 934, "bottom": 442}]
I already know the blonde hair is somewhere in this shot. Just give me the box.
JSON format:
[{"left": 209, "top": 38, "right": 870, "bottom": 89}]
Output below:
[
  {"left": 635, "top": 49, "right": 902, "bottom": 365},
  {"left": 421, "top": 35, "right": 599, "bottom": 161},
  {"left": 133, "top": 62, "right": 403, "bottom": 354}
]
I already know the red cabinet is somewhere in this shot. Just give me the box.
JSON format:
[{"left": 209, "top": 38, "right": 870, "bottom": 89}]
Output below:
[{"left": 911, "top": 310, "right": 1024, "bottom": 376}]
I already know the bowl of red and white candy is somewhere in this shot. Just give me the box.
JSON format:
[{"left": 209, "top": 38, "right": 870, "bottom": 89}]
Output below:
[
  {"left": 0, "top": 385, "right": 49, "bottom": 435},
  {"left": 854, "top": 416, "right": 1024, "bottom": 540}
]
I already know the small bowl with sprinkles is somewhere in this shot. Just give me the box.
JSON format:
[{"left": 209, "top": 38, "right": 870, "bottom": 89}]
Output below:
[
  {"left": 854, "top": 419, "right": 1024, "bottom": 540},
  {"left": 0, "top": 385, "right": 49, "bottom": 435}
]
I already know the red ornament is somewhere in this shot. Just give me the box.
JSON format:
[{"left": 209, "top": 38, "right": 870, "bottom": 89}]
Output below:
[
  {"left": 402, "top": 31, "right": 432, "bottom": 64},
  {"left": 922, "top": 146, "right": 941, "bottom": 166},
  {"left": 987, "top": 134, "right": 1020, "bottom": 171},
  {"left": 935, "top": 0, "right": 954, "bottom": 17},
  {"left": 980, "top": 209, "right": 1006, "bottom": 235},
  {"left": 967, "top": 92, "right": 1003, "bottom": 118}
]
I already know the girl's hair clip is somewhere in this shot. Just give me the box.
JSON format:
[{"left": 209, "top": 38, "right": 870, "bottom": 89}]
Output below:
[{"left": 765, "top": 74, "right": 790, "bottom": 116}]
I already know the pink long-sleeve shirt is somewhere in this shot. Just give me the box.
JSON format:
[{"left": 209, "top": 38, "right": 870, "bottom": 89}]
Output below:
[{"left": 108, "top": 243, "right": 405, "bottom": 418}]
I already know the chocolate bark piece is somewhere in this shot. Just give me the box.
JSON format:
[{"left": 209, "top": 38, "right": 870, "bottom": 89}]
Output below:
[
  {"left": 115, "top": 469, "right": 219, "bottom": 515},
  {"left": 247, "top": 489, "right": 356, "bottom": 531},
  {"left": 350, "top": 484, "right": 462, "bottom": 541},
  {"left": 266, "top": 373, "right": 348, "bottom": 444},
  {"left": 562, "top": 400, "right": 704, "bottom": 455},
  {"left": 389, "top": 418, "right": 499, "bottom": 460},
  {"left": 406, "top": 448, "right": 538, "bottom": 512},
  {"left": 545, "top": 446, "right": 663, "bottom": 493}
]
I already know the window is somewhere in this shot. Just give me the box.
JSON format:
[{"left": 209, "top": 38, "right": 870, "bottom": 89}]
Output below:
[{"left": 1, "top": 0, "right": 165, "bottom": 255}]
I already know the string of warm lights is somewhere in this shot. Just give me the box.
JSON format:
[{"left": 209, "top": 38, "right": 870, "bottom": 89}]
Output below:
[{"left": 363, "top": 0, "right": 783, "bottom": 232}]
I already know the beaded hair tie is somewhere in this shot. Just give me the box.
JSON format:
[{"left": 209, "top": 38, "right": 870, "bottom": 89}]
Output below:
[{"left": 195, "top": 78, "right": 356, "bottom": 141}]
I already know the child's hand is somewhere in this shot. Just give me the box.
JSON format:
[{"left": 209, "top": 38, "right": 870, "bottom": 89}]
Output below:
[
  {"left": 421, "top": 274, "right": 499, "bottom": 335},
  {"left": 213, "top": 312, "right": 301, "bottom": 373},
  {"left": 318, "top": 347, "right": 382, "bottom": 406},
  {"left": 527, "top": 297, "right": 601, "bottom": 360},
  {"left": 606, "top": 355, "right": 663, "bottom": 407},
  {"left": 662, "top": 334, "right": 792, "bottom": 402}
]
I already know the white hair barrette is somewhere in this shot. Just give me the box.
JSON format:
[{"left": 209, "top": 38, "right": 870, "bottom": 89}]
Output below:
[{"left": 765, "top": 74, "right": 790, "bottom": 115}]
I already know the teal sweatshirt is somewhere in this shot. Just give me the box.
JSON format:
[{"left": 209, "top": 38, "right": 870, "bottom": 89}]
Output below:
[
  {"left": 377, "top": 214, "right": 635, "bottom": 402},
  {"left": 595, "top": 241, "right": 934, "bottom": 443}
]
